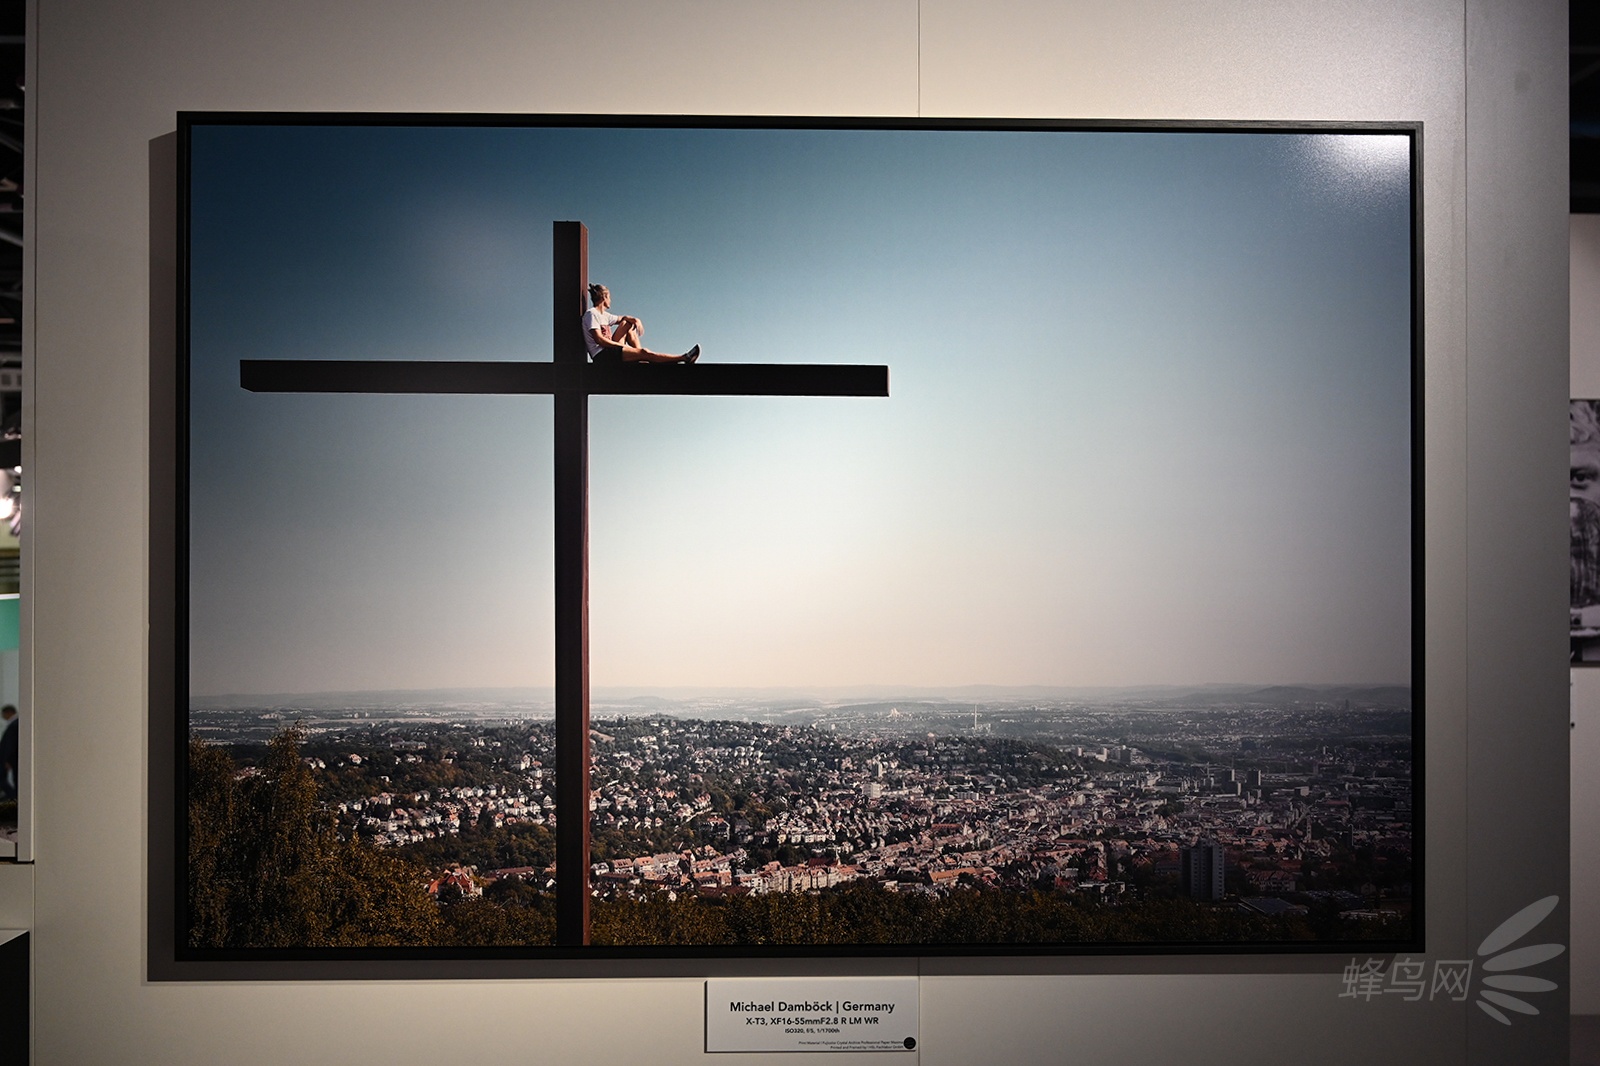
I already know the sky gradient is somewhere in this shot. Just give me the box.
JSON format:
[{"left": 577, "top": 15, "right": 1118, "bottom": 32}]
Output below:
[{"left": 186, "top": 123, "right": 1414, "bottom": 696}]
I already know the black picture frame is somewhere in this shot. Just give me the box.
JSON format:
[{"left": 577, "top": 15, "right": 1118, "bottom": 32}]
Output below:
[{"left": 165, "top": 113, "right": 1424, "bottom": 972}]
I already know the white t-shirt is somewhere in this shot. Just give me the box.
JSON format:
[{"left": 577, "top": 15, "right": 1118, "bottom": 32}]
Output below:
[{"left": 582, "top": 307, "right": 620, "bottom": 358}]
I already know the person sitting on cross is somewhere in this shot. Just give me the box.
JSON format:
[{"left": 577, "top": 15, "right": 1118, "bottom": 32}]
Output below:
[{"left": 583, "top": 283, "right": 700, "bottom": 365}]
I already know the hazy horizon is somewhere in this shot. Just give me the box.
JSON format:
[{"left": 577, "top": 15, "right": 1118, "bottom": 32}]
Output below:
[{"left": 188, "top": 678, "right": 1414, "bottom": 707}]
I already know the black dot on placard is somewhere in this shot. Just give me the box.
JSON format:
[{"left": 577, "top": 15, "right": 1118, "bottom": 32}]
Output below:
[{"left": 904, "top": 1037, "right": 917, "bottom": 1050}]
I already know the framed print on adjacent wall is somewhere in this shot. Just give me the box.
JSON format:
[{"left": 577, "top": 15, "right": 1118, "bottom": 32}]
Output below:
[
  {"left": 1574, "top": 400, "right": 1600, "bottom": 663},
  {"left": 175, "top": 113, "right": 1421, "bottom": 965}
]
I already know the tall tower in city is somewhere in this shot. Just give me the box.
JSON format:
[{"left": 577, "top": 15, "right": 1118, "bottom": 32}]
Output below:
[{"left": 1180, "top": 839, "right": 1225, "bottom": 901}]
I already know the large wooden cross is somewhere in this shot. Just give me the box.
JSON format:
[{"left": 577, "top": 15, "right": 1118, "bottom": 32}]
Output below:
[{"left": 241, "top": 221, "right": 890, "bottom": 945}]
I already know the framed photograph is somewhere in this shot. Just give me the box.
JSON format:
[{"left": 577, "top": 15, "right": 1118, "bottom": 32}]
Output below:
[
  {"left": 1574, "top": 400, "right": 1600, "bottom": 662},
  {"left": 177, "top": 114, "right": 1420, "bottom": 961}
]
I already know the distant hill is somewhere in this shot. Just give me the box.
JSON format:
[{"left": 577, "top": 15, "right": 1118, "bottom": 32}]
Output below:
[{"left": 1232, "top": 684, "right": 1411, "bottom": 709}]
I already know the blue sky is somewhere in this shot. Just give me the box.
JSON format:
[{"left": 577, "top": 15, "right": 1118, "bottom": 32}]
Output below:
[{"left": 186, "top": 123, "right": 1414, "bottom": 696}]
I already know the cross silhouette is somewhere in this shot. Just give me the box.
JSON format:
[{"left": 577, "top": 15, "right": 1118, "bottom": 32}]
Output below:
[{"left": 240, "top": 221, "right": 890, "bottom": 945}]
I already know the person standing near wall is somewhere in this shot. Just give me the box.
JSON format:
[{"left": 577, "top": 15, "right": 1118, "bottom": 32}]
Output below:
[{"left": 0, "top": 704, "right": 16, "bottom": 800}]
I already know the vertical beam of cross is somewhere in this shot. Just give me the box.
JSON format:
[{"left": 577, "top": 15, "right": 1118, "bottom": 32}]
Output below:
[
  {"left": 238, "top": 221, "right": 889, "bottom": 948},
  {"left": 550, "top": 222, "right": 591, "bottom": 944}
]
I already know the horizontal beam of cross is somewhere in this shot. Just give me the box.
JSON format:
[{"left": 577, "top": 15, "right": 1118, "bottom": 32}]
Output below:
[{"left": 241, "top": 359, "right": 889, "bottom": 397}]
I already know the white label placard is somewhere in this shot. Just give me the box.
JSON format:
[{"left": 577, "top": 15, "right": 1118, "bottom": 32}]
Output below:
[{"left": 706, "top": 976, "right": 919, "bottom": 1054}]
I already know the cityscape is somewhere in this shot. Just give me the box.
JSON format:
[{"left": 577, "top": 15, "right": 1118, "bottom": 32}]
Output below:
[{"left": 187, "top": 683, "right": 1413, "bottom": 949}]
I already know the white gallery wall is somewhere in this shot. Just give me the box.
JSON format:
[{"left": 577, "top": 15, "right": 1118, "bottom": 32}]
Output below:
[
  {"left": 3, "top": 1, "right": 1568, "bottom": 1064},
  {"left": 1572, "top": 215, "right": 1600, "bottom": 1016}
]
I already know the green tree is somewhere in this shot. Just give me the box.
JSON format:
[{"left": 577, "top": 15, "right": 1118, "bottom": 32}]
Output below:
[{"left": 187, "top": 731, "right": 442, "bottom": 948}]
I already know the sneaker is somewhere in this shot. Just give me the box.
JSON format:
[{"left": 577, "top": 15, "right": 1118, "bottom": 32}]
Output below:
[{"left": 682, "top": 344, "right": 700, "bottom": 364}]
